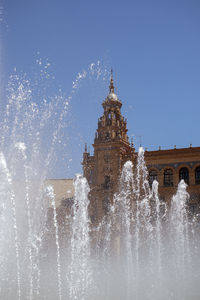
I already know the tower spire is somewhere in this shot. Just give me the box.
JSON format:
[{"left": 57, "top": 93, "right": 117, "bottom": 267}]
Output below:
[{"left": 109, "top": 68, "right": 115, "bottom": 93}]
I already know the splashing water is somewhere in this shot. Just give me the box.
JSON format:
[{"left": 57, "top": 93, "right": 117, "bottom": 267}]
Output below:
[
  {"left": 0, "top": 61, "right": 108, "bottom": 299},
  {"left": 0, "top": 59, "right": 200, "bottom": 299},
  {"left": 46, "top": 185, "right": 62, "bottom": 300},
  {"left": 68, "top": 175, "right": 92, "bottom": 300}
]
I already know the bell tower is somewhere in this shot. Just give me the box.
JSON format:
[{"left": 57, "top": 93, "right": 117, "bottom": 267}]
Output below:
[
  {"left": 83, "top": 70, "right": 135, "bottom": 223},
  {"left": 95, "top": 69, "right": 129, "bottom": 147}
]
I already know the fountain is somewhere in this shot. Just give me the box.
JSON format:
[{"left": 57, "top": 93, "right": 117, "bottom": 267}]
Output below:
[{"left": 0, "top": 66, "right": 200, "bottom": 300}]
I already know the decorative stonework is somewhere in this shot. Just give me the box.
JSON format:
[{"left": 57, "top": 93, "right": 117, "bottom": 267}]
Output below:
[
  {"left": 82, "top": 72, "right": 200, "bottom": 221},
  {"left": 147, "top": 160, "right": 200, "bottom": 171},
  {"left": 82, "top": 71, "right": 135, "bottom": 222}
]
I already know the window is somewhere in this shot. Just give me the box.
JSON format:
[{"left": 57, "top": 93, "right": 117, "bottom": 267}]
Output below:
[
  {"left": 163, "top": 169, "right": 173, "bottom": 187},
  {"left": 149, "top": 170, "right": 158, "bottom": 187},
  {"left": 189, "top": 204, "right": 198, "bottom": 214},
  {"left": 102, "top": 196, "right": 110, "bottom": 214},
  {"left": 104, "top": 175, "right": 111, "bottom": 189},
  {"left": 106, "top": 119, "right": 111, "bottom": 126},
  {"left": 105, "top": 132, "right": 110, "bottom": 139},
  {"left": 104, "top": 154, "right": 110, "bottom": 163},
  {"left": 179, "top": 167, "right": 189, "bottom": 185},
  {"left": 89, "top": 170, "right": 94, "bottom": 184},
  {"left": 195, "top": 167, "right": 200, "bottom": 184}
]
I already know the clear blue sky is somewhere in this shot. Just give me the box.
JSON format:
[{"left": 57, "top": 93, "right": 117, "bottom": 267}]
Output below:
[{"left": 1, "top": 0, "right": 200, "bottom": 178}]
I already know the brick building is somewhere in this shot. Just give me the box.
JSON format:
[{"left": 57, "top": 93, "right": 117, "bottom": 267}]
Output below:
[{"left": 82, "top": 72, "right": 200, "bottom": 222}]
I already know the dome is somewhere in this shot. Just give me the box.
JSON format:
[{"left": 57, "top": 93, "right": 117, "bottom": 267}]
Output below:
[{"left": 107, "top": 92, "right": 119, "bottom": 101}]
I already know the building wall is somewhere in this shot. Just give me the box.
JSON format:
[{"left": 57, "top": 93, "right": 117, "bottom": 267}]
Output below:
[
  {"left": 45, "top": 179, "right": 74, "bottom": 207},
  {"left": 82, "top": 76, "right": 200, "bottom": 222},
  {"left": 145, "top": 147, "right": 200, "bottom": 205}
]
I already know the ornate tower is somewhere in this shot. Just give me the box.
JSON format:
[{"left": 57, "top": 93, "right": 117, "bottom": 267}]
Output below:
[{"left": 83, "top": 70, "right": 135, "bottom": 223}]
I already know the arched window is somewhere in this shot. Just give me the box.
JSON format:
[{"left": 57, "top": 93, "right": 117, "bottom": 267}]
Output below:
[
  {"left": 106, "top": 118, "right": 111, "bottom": 126},
  {"left": 89, "top": 170, "right": 94, "bottom": 184},
  {"left": 102, "top": 196, "right": 110, "bottom": 214},
  {"left": 179, "top": 167, "right": 189, "bottom": 185},
  {"left": 195, "top": 166, "right": 200, "bottom": 184},
  {"left": 105, "top": 132, "right": 110, "bottom": 139},
  {"left": 104, "top": 175, "right": 111, "bottom": 189},
  {"left": 149, "top": 170, "right": 158, "bottom": 187},
  {"left": 163, "top": 169, "right": 173, "bottom": 187}
]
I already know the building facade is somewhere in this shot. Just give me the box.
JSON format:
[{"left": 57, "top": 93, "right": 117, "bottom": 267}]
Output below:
[{"left": 82, "top": 73, "right": 200, "bottom": 222}]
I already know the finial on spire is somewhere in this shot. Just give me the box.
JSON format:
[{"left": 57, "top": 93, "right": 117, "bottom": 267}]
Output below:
[
  {"left": 109, "top": 68, "right": 115, "bottom": 93},
  {"left": 85, "top": 143, "right": 87, "bottom": 152}
]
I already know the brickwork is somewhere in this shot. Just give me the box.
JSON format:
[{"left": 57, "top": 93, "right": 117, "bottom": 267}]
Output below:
[
  {"left": 145, "top": 148, "right": 200, "bottom": 207},
  {"left": 82, "top": 72, "right": 135, "bottom": 222},
  {"left": 82, "top": 74, "right": 200, "bottom": 221}
]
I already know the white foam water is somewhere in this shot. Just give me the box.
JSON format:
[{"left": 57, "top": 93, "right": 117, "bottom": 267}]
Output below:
[{"left": 0, "top": 63, "right": 200, "bottom": 299}]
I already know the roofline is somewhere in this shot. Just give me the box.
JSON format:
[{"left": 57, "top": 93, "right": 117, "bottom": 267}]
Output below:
[{"left": 144, "top": 146, "right": 200, "bottom": 156}]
